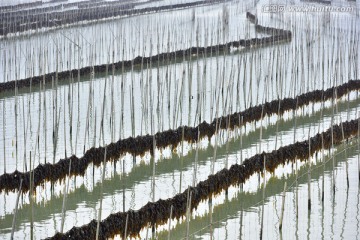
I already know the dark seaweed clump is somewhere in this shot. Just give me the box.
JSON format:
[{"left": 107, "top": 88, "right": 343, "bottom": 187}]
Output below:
[
  {"left": 46, "top": 118, "right": 360, "bottom": 240},
  {"left": 0, "top": 79, "right": 359, "bottom": 193},
  {"left": 0, "top": 12, "right": 291, "bottom": 93}
]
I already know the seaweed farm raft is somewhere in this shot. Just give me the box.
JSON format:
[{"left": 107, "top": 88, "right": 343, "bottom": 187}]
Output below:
[{"left": 0, "top": 0, "right": 359, "bottom": 239}]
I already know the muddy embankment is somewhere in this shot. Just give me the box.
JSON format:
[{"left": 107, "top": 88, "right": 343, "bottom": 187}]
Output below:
[
  {"left": 0, "top": 79, "right": 358, "bottom": 193},
  {"left": 0, "top": 11, "right": 291, "bottom": 93},
  {"left": 47, "top": 118, "right": 360, "bottom": 240}
]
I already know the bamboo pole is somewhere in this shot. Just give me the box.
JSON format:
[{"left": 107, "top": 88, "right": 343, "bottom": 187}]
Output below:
[
  {"left": 2, "top": 101, "right": 5, "bottom": 174},
  {"left": 93, "top": 110, "right": 97, "bottom": 149},
  {"left": 52, "top": 76, "right": 55, "bottom": 164},
  {"left": 340, "top": 118, "right": 349, "bottom": 189},
  {"left": 179, "top": 126, "right": 184, "bottom": 194},
  {"left": 225, "top": 115, "right": 230, "bottom": 197},
  {"left": 43, "top": 78, "right": 47, "bottom": 163},
  {"left": 321, "top": 132, "right": 325, "bottom": 203},
  {"left": 186, "top": 188, "right": 192, "bottom": 240},
  {"left": 63, "top": 87, "right": 67, "bottom": 162},
  {"left": 131, "top": 84, "right": 136, "bottom": 165},
  {"left": 54, "top": 55, "right": 59, "bottom": 164},
  {"left": 10, "top": 179, "right": 23, "bottom": 240},
  {"left": 308, "top": 127, "right": 311, "bottom": 210},
  {"left": 22, "top": 98, "right": 26, "bottom": 171},
  {"left": 259, "top": 104, "right": 264, "bottom": 184},
  {"left": 83, "top": 69, "right": 93, "bottom": 154},
  {"left": 96, "top": 146, "right": 107, "bottom": 240},
  {"left": 30, "top": 151, "right": 34, "bottom": 240},
  {"left": 331, "top": 95, "right": 336, "bottom": 195},
  {"left": 260, "top": 155, "right": 266, "bottom": 240},
  {"left": 239, "top": 200, "right": 243, "bottom": 239},
  {"left": 122, "top": 153, "right": 125, "bottom": 213},
  {"left": 15, "top": 84, "right": 18, "bottom": 170},
  {"left": 279, "top": 182, "right": 287, "bottom": 231},
  {"left": 167, "top": 205, "right": 173, "bottom": 240},
  {"left": 211, "top": 121, "right": 219, "bottom": 175},
  {"left": 124, "top": 214, "right": 129, "bottom": 240},
  {"left": 75, "top": 62, "right": 80, "bottom": 157},
  {"left": 60, "top": 158, "right": 72, "bottom": 233},
  {"left": 209, "top": 191, "right": 214, "bottom": 238},
  {"left": 193, "top": 128, "right": 199, "bottom": 187},
  {"left": 111, "top": 53, "right": 115, "bottom": 145},
  {"left": 100, "top": 77, "right": 107, "bottom": 146},
  {"left": 152, "top": 133, "right": 156, "bottom": 203},
  {"left": 240, "top": 116, "right": 243, "bottom": 164},
  {"left": 358, "top": 115, "right": 360, "bottom": 181},
  {"left": 69, "top": 73, "right": 74, "bottom": 156},
  {"left": 225, "top": 115, "right": 230, "bottom": 170},
  {"left": 275, "top": 97, "right": 281, "bottom": 150}
]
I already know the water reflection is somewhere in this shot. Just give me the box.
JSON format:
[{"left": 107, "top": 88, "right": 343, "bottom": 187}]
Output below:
[
  {"left": 1, "top": 94, "right": 359, "bottom": 239},
  {"left": 157, "top": 142, "right": 360, "bottom": 240}
]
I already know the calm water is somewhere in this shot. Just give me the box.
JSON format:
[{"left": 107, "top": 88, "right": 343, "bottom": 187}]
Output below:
[{"left": 0, "top": 0, "right": 359, "bottom": 239}]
